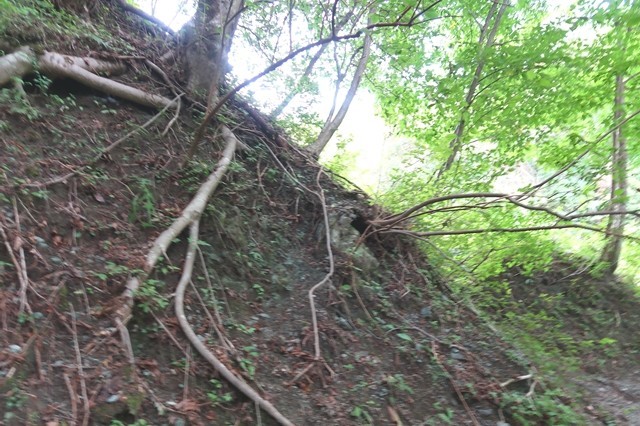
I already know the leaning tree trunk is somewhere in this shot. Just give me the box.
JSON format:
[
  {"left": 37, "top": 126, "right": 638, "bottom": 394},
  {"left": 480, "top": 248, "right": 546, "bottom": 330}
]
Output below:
[
  {"left": 437, "top": 0, "right": 508, "bottom": 178},
  {"left": 306, "top": 27, "right": 373, "bottom": 156},
  {"left": 600, "top": 74, "right": 628, "bottom": 274},
  {"left": 182, "top": 0, "right": 244, "bottom": 99}
]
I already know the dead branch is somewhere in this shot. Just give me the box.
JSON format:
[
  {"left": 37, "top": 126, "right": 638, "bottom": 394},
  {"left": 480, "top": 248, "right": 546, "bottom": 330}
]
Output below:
[
  {"left": 0, "top": 199, "right": 32, "bottom": 316},
  {"left": 0, "top": 212, "right": 31, "bottom": 316}
]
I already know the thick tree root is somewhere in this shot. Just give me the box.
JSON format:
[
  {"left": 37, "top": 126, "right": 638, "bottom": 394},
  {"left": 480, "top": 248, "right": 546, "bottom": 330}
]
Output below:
[
  {"left": 114, "top": 126, "right": 238, "bottom": 329},
  {"left": 117, "top": 127, "right": 295, "bottom": 425},
  {"left": 0, "top": 46, "right": 293, "bottom": 423},
  {"left": 177, "top": 222, "right": 295, "bottom": 426},
  {"left": 0, "top": 48, "right": 176, "bottom": 109}
]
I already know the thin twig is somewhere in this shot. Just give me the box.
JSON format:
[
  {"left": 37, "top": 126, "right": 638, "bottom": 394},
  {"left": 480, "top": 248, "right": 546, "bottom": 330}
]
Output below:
[
  {"left": 0, "top": 213, "right": 30, "bottom": 316},
  {"left": 150, "top": 311, "right": 188, "bottom": 357},
  {"left": 64, "top": 372, "right": 78, "bottom": 426},
  {"left": 189, "top": 279, "right": 235, "bottom": 353},
  {"left": 70, "top": 304, "right": 90, "bottom": 426},
  {"left": 431, "top": 341, "right": 481, "bottom": 426},
  {"left": 197, "top": 246, "right": 225, "bottom": 327}
]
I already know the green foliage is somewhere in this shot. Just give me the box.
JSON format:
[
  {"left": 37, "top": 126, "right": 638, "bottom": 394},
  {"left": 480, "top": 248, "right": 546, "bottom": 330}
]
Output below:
[
  {"left": 129, "top": 178, "right": 156, "bottom": 228},
  {"left": 0, "top": 83, "right": 40, "bottom": 120},
  {"left": 93, "top": 261, "right": 131, "bottom": 282},
  {"left": 359, "top": 0, "right": 640, "bottom": 287},
  {"left": 207, "top": 379, "right": 233, "bottom": 406},
  {"left": 239, "top": 345, "right": 259, "bottom": 379},
  {"left": 350, "top": 405, "right": 373, "bottom": 424},
  {"left": 136, "top": 279, "right": 168, "bottom": 313},
  {"left": 110, "top": 420, "right": 149, "bottom": 426},
  {"left": 425, "top": 402, "right": 454, "bottom": 425},
  {"left": 501, "top": 390, "right": 584, "bottom": 425},
  {"left": 1, "top": 0, "right": 132, "bottom": 50}
]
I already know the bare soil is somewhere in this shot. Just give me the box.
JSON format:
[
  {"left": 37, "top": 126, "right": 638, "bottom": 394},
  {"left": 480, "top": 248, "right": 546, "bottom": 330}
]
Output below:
[{"left": 1, "top": 3, "right": 639, "bottom": 425}]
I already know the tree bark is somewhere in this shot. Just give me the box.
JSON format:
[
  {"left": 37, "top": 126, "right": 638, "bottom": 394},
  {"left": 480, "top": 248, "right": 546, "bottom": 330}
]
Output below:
[
  {"left": 307, "top": 29, "right": 373, "bottom": 156},
  {"left": 182, "top": 0, "right": 244, "bottom": 97},
  {"left": 600, "top": 74, "right": 628, "bottom": 274}
]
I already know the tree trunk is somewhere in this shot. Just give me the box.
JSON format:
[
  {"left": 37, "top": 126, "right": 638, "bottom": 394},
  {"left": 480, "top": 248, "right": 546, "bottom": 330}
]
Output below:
[
  {"left": 437, "top": 1, "right": 509, "bottom": 178},
  {"left": 600, "top": 74, "right": 628, "bottom": 274},
  {"left": 307, "top": 29, "right": 373, "bottom": 156},
  {"left": 182, "top": 0, "right": 244, "bottom": 98}
]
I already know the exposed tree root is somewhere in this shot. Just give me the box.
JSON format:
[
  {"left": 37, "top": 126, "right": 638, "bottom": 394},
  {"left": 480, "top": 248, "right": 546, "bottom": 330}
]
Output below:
[
  {"left": 0, "top": 47, "right": 126, "bottom": 85},
  {"left": 308, "top": 170, "right": 335, "bottom": 360},
  {"left": 113, "top": 126, "right": 294, "bottom": 425},
  {"left": 0, "top": 48, "right": 175, "bottom": 109},
  {"left": 177, "top": 222, "right": 295, "bottom": 426},
  {"left": 113, "top": 126, "right": 238, "bottom": 332},
  {"left": 0, "top": 45, "right": 295, "bottom": 424}
]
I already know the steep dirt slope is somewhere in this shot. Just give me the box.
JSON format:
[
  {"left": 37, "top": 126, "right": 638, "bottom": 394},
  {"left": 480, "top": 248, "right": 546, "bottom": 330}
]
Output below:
[
  {"left": 1, "top": 2, "right": 637, "bottom": 426},
  {"left": 0, "top": 74, "right": 530, "bottom": 424}
]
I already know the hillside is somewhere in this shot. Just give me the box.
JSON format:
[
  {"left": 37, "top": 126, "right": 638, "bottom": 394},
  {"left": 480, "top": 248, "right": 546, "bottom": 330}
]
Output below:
[{"left": 1, "top": 1, "right": 639, "bottom": 425}]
